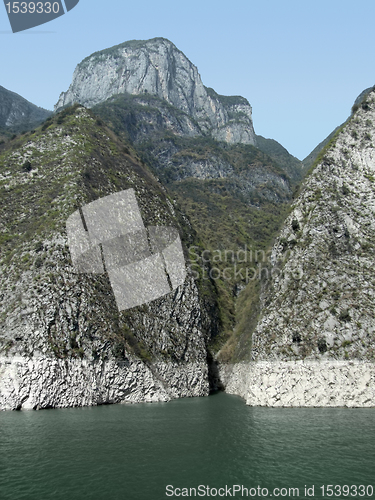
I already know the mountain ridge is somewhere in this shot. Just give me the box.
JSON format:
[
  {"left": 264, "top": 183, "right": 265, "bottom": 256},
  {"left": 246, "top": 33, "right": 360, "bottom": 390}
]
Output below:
[
  {"left": 0, "top": 105, "right": 213, "bottom": 410},
  {"left": 91, "top": 89, "right": 297, "bottom": 348},
  {"left": 54, "top": 37, "right": 257, "bottom": 146},
  {"left": 3, "top": 39, "right": 374, "bottom": 409},
  {"left": 0, "top": 85, "right": 51, "bottom": 132},
  {"left": 220, "top": 88, "right": 375, "bottom": 406}
]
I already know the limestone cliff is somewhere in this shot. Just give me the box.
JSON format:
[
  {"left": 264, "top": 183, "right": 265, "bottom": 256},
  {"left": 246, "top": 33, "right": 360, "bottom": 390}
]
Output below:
[
  {"left": 0, "top": 106, "right": 211, "bottom": 410},
  {"left": 220, "top": 88, "right": 375, "bottom": 406},
  {"left": 54, "top": 38, "right": 256, "bottom": 146}
]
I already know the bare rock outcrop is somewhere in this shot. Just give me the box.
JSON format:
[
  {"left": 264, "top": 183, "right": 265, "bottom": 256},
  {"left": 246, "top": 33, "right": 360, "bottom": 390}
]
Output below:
[
  {"left": 220, "top": 88, "right": 375, "bottom": 406},
  {"left": 55, "top": 38, "right": 256, "bottom": 146}
]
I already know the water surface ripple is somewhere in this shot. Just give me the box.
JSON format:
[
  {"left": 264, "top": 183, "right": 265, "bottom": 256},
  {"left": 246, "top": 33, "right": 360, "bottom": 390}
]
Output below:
[{"left": 0, "top": 392, "right": 374, "bottom": 499}]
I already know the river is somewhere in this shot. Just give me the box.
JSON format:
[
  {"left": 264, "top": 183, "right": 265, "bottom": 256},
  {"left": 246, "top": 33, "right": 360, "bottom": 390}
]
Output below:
[{"left": 0, "top": 392, "right": 374, "bottom": 499}]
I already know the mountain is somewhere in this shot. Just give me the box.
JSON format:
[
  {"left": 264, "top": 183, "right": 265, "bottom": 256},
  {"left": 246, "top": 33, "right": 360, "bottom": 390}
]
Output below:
[
  {"left": 55, "top": 37, "right": 302, "bottom": 173},
  {"left": 94, "top": 94, "right": 296, "bottom": 350},
  {"left": 53, "top": 38, "right": 301, "bottom": 348},
  {"left": 0, "top": 38, "right": 311, "bottom": 410},
  {"left": 0, "top": 85, "right": 51, "bottom": 133},
  {"left": 220, "top": 86, "right": 375, "bottom": 406},
  {"left": 55, "top": 37, "right": 256, "bottom": 145},
  {"left": 0, "top": 106, "right": 214, "bottom": 410},
  {"left": 353, "top": 86, "right": 374, "bottom": 108}
]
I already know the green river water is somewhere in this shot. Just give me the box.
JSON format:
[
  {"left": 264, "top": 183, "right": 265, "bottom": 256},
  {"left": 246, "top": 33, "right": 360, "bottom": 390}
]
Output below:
[{"left": 0, "top": 392, "right": 374, "bottom": 500}]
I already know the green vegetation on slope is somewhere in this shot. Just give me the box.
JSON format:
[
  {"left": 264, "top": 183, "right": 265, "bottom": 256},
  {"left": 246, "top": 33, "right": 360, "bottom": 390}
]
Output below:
[
  {"left": 0, "top": 85, "right": 51, "bottom": 132},
  {"left": 0, "top": 104, "right": 214, "bottom": 363},
  {"left": 225, "top": 88, "right": 375, "bottom": 363},
  {"left": 92, "top": 94, "right": 296, "bottom": 351}
]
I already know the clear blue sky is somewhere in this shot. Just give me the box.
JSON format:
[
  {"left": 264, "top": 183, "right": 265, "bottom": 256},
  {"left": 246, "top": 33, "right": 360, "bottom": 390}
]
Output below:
[{"left": 1, "top": 0, "right": 375, "bottom": 160}]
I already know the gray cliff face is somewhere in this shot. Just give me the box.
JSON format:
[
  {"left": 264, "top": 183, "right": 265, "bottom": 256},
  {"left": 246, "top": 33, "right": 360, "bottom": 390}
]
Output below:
[
  {"left": 92, "top": 95, "right": 294, "bottom": 205},
  {"left": 252, "top": 89, "right": 375, "bottom": 363},
  {"left": 220, "top": 88, "right": 375, "bottom": 407},
  {"left": 220, "top": 361, "right": 375, "bottom": 407},
  {"left": 164, "top": 151, "right": 291, "bottom": 204},
  {"left": 0, "top": 85, "right": 51, "bottom": 130},
  {"left": 55, "top": 38, "right": 256, "bottom": 146},
  {"left": 0, "top": 106, "right": 210, "bottom": 410}
]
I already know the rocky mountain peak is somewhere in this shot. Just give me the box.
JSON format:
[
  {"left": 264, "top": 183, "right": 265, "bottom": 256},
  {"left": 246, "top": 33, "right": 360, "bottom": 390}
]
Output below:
[{"left": 55, "top": 38, "right": 256, "bottom": 145}]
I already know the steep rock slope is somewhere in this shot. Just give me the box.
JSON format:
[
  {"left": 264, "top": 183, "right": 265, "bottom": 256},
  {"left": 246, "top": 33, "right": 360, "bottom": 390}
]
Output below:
[
  {"left": 54, "top": 37, "right": 303, "bottom": 353},
  {"left": 220, "top": 88, "right": 375, "bottom": 406},
  {"left": 93, "top": 92, "right": 295, "bottom": 349},
  {"left": 0, "top": 105, "right": 211, "bottom": 410},
  {"left": 0, "top": 85, "right": 51, "bottom": 131},
  {"left": 302, "top": 87, "right": 375, "bottom": 172},
  {"left": 255, "top": 134, "right": 302, "bottom": 184},
  {"left": 55, "top": 38, "right": 256, "bottom": 145},
  {"left": 302, "top": 126, "right": 340, "bottom": 173}
]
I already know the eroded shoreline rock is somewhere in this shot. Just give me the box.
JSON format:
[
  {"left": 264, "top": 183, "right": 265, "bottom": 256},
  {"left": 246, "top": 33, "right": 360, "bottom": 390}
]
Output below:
[
  {"left": 220, "top": 361, "right": 375, "bottom": 407},
  {"left": 0, "top": 356, "right": 209, "bottom": 410}
]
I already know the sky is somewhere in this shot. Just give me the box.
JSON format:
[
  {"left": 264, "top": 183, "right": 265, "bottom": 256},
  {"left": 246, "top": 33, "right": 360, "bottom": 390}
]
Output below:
[{"left": 1, "top": 0, "right": 375, "bottom": 160}]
